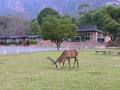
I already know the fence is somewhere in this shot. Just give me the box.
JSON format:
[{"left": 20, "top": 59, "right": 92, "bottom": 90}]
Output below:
[
  {"left": 37, "top": 41, "right": 105, "bottom": 49},
  {"left": 0, "top": 46, "right": 64, "bottom": 55}
]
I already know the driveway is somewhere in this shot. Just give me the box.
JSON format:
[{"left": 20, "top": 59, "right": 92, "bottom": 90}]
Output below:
[{"left": 0, "top": 46, "right": 65, "bottom": 55}]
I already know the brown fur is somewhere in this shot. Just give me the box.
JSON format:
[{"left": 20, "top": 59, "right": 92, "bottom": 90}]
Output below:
[
  {"left": 56, "top": 49, "right": 79, "bottom": 69},
  {"left": 57, "top": 50, "right": 78, "bottom": 63},
  {"left": 47, "top": 50, "right": 79, "bottom": 69}
]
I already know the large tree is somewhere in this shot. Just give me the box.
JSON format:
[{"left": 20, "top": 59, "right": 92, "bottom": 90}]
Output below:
[
  {"left": 41, "top": 16, "right": 76, "bottom": 51},
  {"left": 37, "top": 7, "right": 60, "bottom": 25}
]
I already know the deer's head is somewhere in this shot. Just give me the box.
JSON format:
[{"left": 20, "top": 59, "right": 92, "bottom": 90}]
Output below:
[{"left": 47, "top": 57, "right": 58, "bottom": 69}]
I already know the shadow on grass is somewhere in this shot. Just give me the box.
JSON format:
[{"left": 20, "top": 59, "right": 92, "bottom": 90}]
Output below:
[
  {"left": 47, "top": 66, "right": 80, "bottom": 71},
  {"left": 88, "top": 71, "right": 107, "bottom": 75}
]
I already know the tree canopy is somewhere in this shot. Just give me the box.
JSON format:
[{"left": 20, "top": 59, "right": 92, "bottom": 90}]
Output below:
[
  {"left": 41, "top": 16, "right": 76, "bottom": 50},
  {"left": 79, "top": 5, "right": 120, "bottom": 45},
  {"left": 29, "top": 20, "right": 41, "bottom": 35},
  {"left": 78, "top": 3, "right": 91, "bottom": 15},
  {"left": 37, "top": 7, "right": 60, "bottom": 25},
  {"left": 0, "top": 16, "right": 30, "bottom": 36}
]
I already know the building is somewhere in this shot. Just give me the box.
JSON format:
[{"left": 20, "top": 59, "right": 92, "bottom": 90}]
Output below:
[
  {"left": 76, "top": 25, "right": 104, "bottom": 48},
  {"left": 0, "top": 35, "right": 40, "bottom": 46}
]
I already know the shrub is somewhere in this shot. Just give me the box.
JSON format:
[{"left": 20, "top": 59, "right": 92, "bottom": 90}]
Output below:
[{"left": 29, "top": 39, "right": 37, "bottom": 45}]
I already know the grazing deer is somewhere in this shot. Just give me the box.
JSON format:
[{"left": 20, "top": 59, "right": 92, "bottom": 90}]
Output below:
[{"left": 47, "top": 50, "right": 79, "bottom": 69}]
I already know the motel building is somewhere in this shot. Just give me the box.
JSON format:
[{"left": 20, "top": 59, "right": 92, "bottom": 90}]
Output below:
[
  {"left": 76, "top": 25, "right": 104, "bottom": 48},
  {"left": 0, "top": 35, "right": 40, "bottom": 46}
]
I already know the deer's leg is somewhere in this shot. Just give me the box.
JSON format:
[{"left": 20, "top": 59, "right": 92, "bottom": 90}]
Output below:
[
  {"left": 76, "top": 58, "right": 79, "bottom": 68},
  {"left": 68, "top": 58, "right": 71, "bottom": 68},
  {"left": 73, "top": 58, "right": 77, "bottom": 68},
  {"left": 62, "top": 60, "right": 65, "bottom": 69}
]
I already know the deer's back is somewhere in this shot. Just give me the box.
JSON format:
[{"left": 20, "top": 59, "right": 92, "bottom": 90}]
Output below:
[
  {"left": 64, "top": 50, "right": 78, "bottom": 58},
  {"left": 57, "top": 50, "right": 78, "bottom": 63}
]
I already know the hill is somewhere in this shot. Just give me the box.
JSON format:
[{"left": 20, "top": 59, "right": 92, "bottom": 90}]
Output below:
[{"left": 0, "top": 0, "right": 119, "bottom": 19}]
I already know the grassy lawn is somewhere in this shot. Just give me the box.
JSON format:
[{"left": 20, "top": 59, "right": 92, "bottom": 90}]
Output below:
[{"left": 0, "top": 51, "right": 120, "bottom": 90}]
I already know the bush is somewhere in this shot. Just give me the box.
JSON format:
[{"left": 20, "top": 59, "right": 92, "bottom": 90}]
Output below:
[{"left": 29, "top": 39, "right": 37, "bottom": 45}]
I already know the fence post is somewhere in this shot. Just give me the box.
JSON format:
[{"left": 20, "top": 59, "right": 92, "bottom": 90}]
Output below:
[
  {"left": 67, "top": 45, "right": 69, "bottom": 50},
  {"left": 17, "top": 48, "right": 20, "bottom": 54},
  {"left": 30, "top": 48, "right": 33, "bottom": 52},
  {"left": 3, "top": 49, "right": 6, "bottom": 55}
]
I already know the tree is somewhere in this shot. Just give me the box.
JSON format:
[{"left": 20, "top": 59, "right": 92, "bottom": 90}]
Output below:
[
  {"left": 79, "top": 11, "right": 94, "bottom": 25},
  {"left": 62, "top": 14, "right": 77, "bottom": 25},
  {"left": 37, "top": 7, "right": 60, "bottom": 25},
  {"left": 93, "top": 6, "right": 120, "bottom": 42},
  {"left": 0, "top": 16, "right": 30, "bottom": 36},
  {"left": 78, "top": 5, "right": 120, "bottom": 45},
  {"left": 78, "top": 3, "right": 94, "bottom": 26},
  {"left": 0, "top": 16, "right": 8, "bottom": 36},
  {"left": 41, "top": 16, "right": 76, "bottom": 51},
  {"left": 78, "top": 4, "right": 92, "bottom": 16},
  {"left": 29, "top": 20, "right": 41, "bottom": 35}
]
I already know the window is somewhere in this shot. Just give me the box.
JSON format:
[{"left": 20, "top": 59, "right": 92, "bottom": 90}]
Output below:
[
  {"left": 76, "top": 32, "right": 93, "bottom": 42},
  {"left": 97, "top": 33, "right": 103, "bottom": 38},
  {"left": 85, "top": 32, "right": 93, "bottom": 41}
]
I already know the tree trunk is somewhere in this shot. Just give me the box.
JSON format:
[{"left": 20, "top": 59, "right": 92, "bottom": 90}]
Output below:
[
  {"left": 55, "top": 41, "right": 62, "bottom": 51},
  {"left": 57, "top": 44, "right": 60, "bottom": 51}
]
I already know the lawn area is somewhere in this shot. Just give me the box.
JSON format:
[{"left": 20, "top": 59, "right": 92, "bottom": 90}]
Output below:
[{"left": 0, "top": 51, "right": 120, "bottom": 90}]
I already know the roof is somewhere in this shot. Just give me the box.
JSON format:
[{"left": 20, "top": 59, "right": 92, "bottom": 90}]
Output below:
[
  {"left": 77, "top": 25, "right": 102, "bottom": 33},
  {"left": 28, "top": 35, "right": 41, "bottom": 38},
  {"left": 0, "top": 36, "right": 9, "bottom": 39},
  {"left": 0, "top": 35, "right": 41, "bottom": 39},
  {"left": 10, "top": 36, "right": 28, "bottom": 39}
]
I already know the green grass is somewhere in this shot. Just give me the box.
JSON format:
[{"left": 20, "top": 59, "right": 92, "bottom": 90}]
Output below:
[{"left": 0, "top": 51, "right": 120, "bottom": 90}]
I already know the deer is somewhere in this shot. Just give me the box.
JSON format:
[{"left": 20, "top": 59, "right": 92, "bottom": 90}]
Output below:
[{"left": 47, "top": 50, "right": 79, "bottom": 69}]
